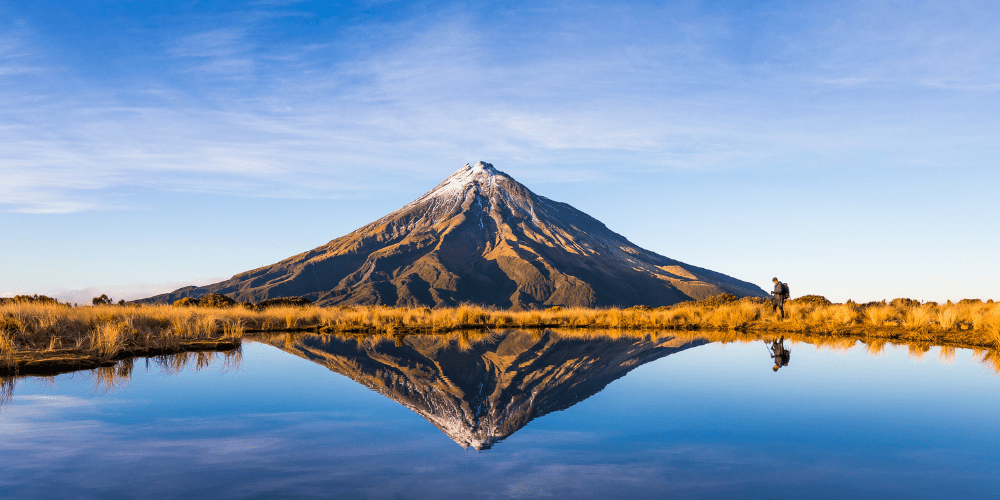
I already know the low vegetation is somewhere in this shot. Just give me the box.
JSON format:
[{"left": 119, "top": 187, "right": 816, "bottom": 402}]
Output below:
[
  {"left": 0, "top": 299, "right": 243, "bottom": 375},
  {"left": 1, "top": 293, "right": 998, "bottom": 375}
]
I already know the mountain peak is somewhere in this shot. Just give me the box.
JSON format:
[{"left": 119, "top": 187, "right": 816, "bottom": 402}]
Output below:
[
  {"left": 448, "top": 160, "right": 503, "bottom": 184},
  {"left": 470, "top": 160, "right": 497, "bottom": 173},
  {"left": 410, "top": 160, "right": 514, "bottom": 208}
]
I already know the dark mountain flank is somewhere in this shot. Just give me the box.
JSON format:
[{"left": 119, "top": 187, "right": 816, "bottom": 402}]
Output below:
[
  {"left": 145, "top": 162, "right": 766, "bottom": 308},
  {"left": 265, "top": 331, "right": 706, "bottom": 450}
]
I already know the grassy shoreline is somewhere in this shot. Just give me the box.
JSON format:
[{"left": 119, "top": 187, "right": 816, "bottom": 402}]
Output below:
[{"left": 2, "top": 296, "right": 999, "bottom": 376}]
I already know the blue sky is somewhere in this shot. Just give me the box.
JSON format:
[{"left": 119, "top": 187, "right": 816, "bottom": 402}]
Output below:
[{"left": 1, "top": 0, "right": 997, "bottom": 303}]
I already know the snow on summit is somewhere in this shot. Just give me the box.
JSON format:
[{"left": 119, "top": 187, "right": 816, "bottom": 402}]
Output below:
[{"left": 418, "top": 161, "right": 504, "bottom": 200}]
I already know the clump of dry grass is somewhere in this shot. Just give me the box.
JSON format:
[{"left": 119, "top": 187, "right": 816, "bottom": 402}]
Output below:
[
  {"left": 90, "top": 321, "right": 131, "bottom": 359},
  {"left": 903, "top": 306, "right": 935, "bottom": 331},
  {"left": 0, "top": 328, "right": 15, "bottom": 367},
  {"left": 982, "top": 309, "right": 1000, "bottom": 347},
  {"left": 938, "top": 307, "right": 961, "bottom": 330},
  {"left": 864, "top": 304, "right": 898, "bottom": 327},
  {"left": 706, "top": 302, "right": 760, "bottom": 328}
]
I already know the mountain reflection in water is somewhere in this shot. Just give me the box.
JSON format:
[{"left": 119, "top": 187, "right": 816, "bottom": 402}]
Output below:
[
  {"left": 260, "top": 330, "right": 705, "bottom": 450},
  {"left": 4, "top": 329, "right": 998, "bottom": 451}
]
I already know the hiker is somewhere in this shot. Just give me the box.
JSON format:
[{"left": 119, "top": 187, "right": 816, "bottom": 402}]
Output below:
[
  {"left": 771, "top": 277, "right": 789, "bottom": 319},
  {"left": 767, "top": 336, "right": 791, "bottom": 372}
]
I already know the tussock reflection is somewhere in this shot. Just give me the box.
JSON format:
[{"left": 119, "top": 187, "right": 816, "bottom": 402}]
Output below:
[
  {"left": 100, "top": 348, "right": 243, "bottom": 390},
  {"left": 0, "top": 376, "right": 13, "bottom": 409},
  {"left": 0, "top": 347, "right": 243, "bottom": 409}
]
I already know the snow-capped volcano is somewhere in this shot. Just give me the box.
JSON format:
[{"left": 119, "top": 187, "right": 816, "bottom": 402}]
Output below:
[{"left": 145, "top": 161, "right": 766, "bottom": 308}]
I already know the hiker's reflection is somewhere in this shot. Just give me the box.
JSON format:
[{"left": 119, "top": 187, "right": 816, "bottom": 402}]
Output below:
[{"left": 767, "top": 337, "right": 791, "bottom": 372}]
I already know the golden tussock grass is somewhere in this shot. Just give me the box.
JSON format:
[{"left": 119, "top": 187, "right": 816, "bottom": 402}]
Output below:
[
  {"left": 3, "top": 297, "right": 1000, "bottom": 375},
  {"left": 863, "top": 304, "right": 896, "bottom": 326},
  {"left": 0, "top": 302, "right": 247, "bottom": 375}
]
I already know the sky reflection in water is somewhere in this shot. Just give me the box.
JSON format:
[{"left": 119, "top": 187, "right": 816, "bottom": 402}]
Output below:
[{"left": 1, "top": 333, "right": 999, "bottom": 500}]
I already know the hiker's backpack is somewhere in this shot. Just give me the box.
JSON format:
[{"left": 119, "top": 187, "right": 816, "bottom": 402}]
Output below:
[{"left": 781, "top": 282, "right": 790, "bottom": 299}]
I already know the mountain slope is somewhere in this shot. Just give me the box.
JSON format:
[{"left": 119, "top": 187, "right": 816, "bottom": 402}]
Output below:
[{"left": 145, "top": 161, "right": 766, "bottom": 308}]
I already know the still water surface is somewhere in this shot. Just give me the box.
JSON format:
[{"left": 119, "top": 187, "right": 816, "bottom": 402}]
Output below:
[{"left": 1, "top": 331, "right": 998, "bottom": 499}]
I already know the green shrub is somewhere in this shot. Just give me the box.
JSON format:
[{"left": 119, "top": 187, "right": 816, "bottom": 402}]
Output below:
[
  {"left": 0, "top": 295, "right": 65, "bottom": 306},
  {"left": 199, "top": 293, "right": 236, "bottom": 308},
  {"left": 791, "top": 295, "right": 833, "bottom": 306},
  {"left": 891, "top": 298, "right": 921, "bottom": 308},
  {"left": 92, "top": 294, "right": 114, "bottom": 306},
  {"left": 173, "top": 297, "right": 200, "bottom": 307},
  {"left": 256, "top": 297, "right": 313, "bottom": 309},
  {"left": 695, "top": 293, "right": 739, "bottom": 307}
]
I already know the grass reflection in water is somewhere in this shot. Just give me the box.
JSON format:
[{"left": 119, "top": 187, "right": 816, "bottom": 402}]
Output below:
[{"left": 0, "top": 347, "right": 244, "bottom": 411}]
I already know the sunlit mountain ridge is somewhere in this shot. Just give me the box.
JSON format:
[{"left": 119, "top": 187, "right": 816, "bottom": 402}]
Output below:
[{"left": 145, "top": 161, "right": 766, "bottom": 308}]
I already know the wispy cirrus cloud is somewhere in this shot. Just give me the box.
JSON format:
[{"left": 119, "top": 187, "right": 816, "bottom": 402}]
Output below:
[
  {"left": 2, "top": 1, "right": 999, "bottom": 214},
  {"left": 168, "top": 29, "right": 257, "bottom": 79}
]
